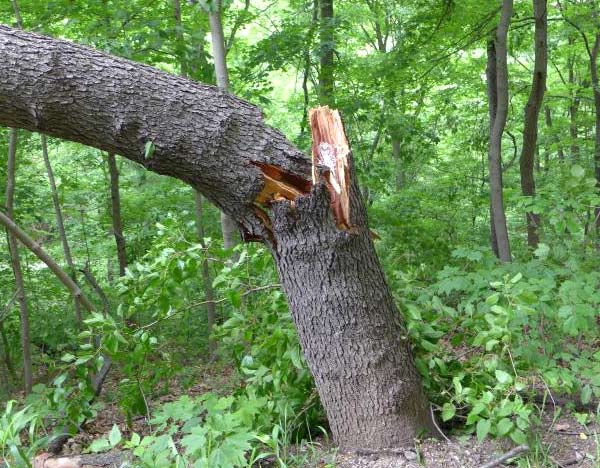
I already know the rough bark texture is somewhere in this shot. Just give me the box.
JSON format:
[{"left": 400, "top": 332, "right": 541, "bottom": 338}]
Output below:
[
  {"left": 5, "top": 127, "right": 33, "bottom": 394},
  {"left": 0, "top": 26, "right": 434, "bottom": 449},
  {"left": 107, "top": 153, "right": 128, "bottom": 276},
  {"left": 486, "top": 41, "right": 500, "bottom": 259},
  {"left": 319, "top": 0, "right": 335, "bottom": 105},
  {"left": 519, "top": 0, "right": 547, "bottom": 249},
  {"left": 270, "top": 108, "right": 436, "bottom": 449},
  {"left": 41, "top": 134, "right": 83, "bottom": 326},
  {"left": 487, "top": 2, "right": 513, "bottom": 263},
  {"left": 0, "top": 25, "right": 310, "bottom": 241}
]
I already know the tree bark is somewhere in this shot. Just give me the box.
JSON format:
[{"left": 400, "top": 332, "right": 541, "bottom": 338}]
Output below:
[
  {"left": 487, "top": 1, "right": 513, "bottom": 263},
  {"left": 106, "top": 153, "right": 128, "bottom": 276},
  {"left": 318, "top": 0, "right": 335, "bottom": 105},
  {"left": 486, "top": 40, "right": 500, "bottom": 259},
  {"left": 0, "top": 26, "right": 436, "bottom": 449},
  {"left": 41, "top": 134, "right": 84, "bottom": 326},
  {"left": 207, "top": 0, "right": 240, "bottom": 251},
  {"left": 5, "top": 128, "right": 33, "bottom": 395},
  {"left": 519, "top": 0, "right": 547, "bottom": 249}
]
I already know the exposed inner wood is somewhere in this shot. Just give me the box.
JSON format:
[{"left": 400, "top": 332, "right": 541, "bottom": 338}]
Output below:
[
  {"left": 309, "top": 106, "right": 351, "bottom": 228},
  {"left": 251, "top": 106, "right": 352, "bottom": 232}
]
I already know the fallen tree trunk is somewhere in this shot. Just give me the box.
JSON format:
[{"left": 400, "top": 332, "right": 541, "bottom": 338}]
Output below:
[{"left": 0, "top": 25, "right": 435, "bottom": 449}]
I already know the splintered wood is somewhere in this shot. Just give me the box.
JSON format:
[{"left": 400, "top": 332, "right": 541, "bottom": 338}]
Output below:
[
  {"left": 251, "top": 106, "right": 352, "bottom": 232},
  {"left": 309, "top": 106, "right": 351, "bottom": 229}
]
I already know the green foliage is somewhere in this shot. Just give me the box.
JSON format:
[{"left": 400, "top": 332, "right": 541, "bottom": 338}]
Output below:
[{"left": 0, "top": 401, "right": 49, "bottom": 467}]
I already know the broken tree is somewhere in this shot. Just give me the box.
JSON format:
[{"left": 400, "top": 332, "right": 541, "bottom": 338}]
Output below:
[{"left": 0, "top": 25, "right": 436, "bottom": 450}]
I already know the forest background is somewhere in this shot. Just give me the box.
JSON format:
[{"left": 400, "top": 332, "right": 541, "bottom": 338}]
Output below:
[{"left": 0, "top": 0, "right": 599, "bottom": 467}]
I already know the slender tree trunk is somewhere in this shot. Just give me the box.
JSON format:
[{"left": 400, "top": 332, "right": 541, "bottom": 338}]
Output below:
[
  {"left": 0, "top": 26, "right": 438, "bottom": 448},
  {"left": 589, "top": 33, "right": 600, "bottom": 233},
  {"left": 392, "top": 138, "right": 405, "bottom": 189},
  {"left": 568, "top": 42, "right": 580, "bottom": 160},
  {"left": 519, "top": 0, "right": 547, "bottom": 249},
  {"left": 318, "top": 0, "right": 335, "bottom": 105},
  {"left": 207, "top": 0, "right": 240, "bottom": 251},
  {"left": 174, "top": 0, "right": 218, "bottom": 354},
  {"left": 41, "top": 134, "right": 84, "bottom": 326},
  {"left": 0, "top": 210, "right": 111, "bottom": 397},
  {"left": 544, "top": 106, "right": 564, "bottom": 162},
  {"left": 8, "top": 0, "right": 32, "bottom": 397},
  {"left": 5, "top": 129, "right": 33, "bottom": 394},
  {"left": 106, "top": 153, "right": 128, "bottom": 276},
  {"left": 193, "top": 192, "right": 217, "bottom": 355},
  {"left": 487, "top": 1, "right": 513, "bottom": 262},
  {"left": 301, "top": 0, "right": 319, "bottom": 136}
]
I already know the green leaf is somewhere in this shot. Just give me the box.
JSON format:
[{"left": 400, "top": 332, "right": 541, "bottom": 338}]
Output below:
[
  {"left": 441, "top": 402, "right": 456, "bottom": 421},
  {"left": 476, "top": 419, "right": 491, "bottom": 442},
  {"left": 510, "top": 273, "right": 523, "bottom": 284},
  {"left": 495, "top": 370, "right": 513, "bottom": 385},
  {"left": 89, "top": 437, "right": 111, "bottom": 453},
  {"left": 109, "top": 424, "right": 122, "bottom": 447},
  {"left": 497, "top": 417, "right": 513, "bottom": 436}
]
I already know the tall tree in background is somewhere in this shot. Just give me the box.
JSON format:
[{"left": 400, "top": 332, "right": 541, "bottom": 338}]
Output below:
[
  {"left": 519, "top": 0, "right": 547, "bottom": 249},
  {"left": 41, "top": 135, "right": 84, "bottom": 326},
  {"left": 4, "top": 129, "right": 32, "bottom": 395},
  {"left": 106, "top": 153, "right": 128, "bottom": 276},
  {"left": 173, "top": 0, "right": 217, "bottom": 354},
  {"left": 6, "top": 0, "right": 32, "bottom": 395},
  {"left": 487, "top": 0, "right": 513, "bottom": 262},
  {"left": 207, "top": 0, "right": 240, "bottom": 251},
  {"left": 318, "top": 0, "right": 334, "bottom": 105}
]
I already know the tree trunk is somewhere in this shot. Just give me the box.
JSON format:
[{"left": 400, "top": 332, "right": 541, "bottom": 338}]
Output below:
[
  {"left": 392, "top": 138, "right": 405, "bottom": 189},
  {"left": 5, "top": 128, "right": 33, "bottom": 395},
  {"left": 487, "top": 1, "right": 513, "bottom": 263},
  {"left": 486, "top": 40, "right": 500, "bottom": 259},
  {"left": 207, "top": 0, "right": 240, "bottom": 252},
  {"left": 7, "top": 0, "right": 32, "bottom": 396},
  {"left": 301, "top": 0, "right": 319, "bottom": 137},
  {"left": 41, "top": 134, "right": 84, "bottom": 326},
  {"left": 174, "top": 0, "right": 218, "bottom": 355},
  {"left": 193, "top": 191, "right": 217, "bottom": 355},
  {"left": 106, "top": 153, "right": 128, "bottom": 276},
  {"left": 0, "top": 26, "right": 437, "bottom": 449},
  {"left": 544, "top": 106, "right": 564, "bottom": 162},
  {"left": 589, "top": 33, "right": 600, "bottom": 233},
  {"left": 568, "top": 42, "right": 580, "bottom": 160},
  {"left": 519, "top": 0, "right": 547, "bottom": 249},
  {"left": 318, "top": 0, "right": 335, "bottom": 106}
]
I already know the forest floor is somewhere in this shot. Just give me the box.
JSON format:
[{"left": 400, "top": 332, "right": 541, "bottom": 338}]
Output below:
[{"left": 47, "top": 363, "right": 599, "bottom": 468}]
